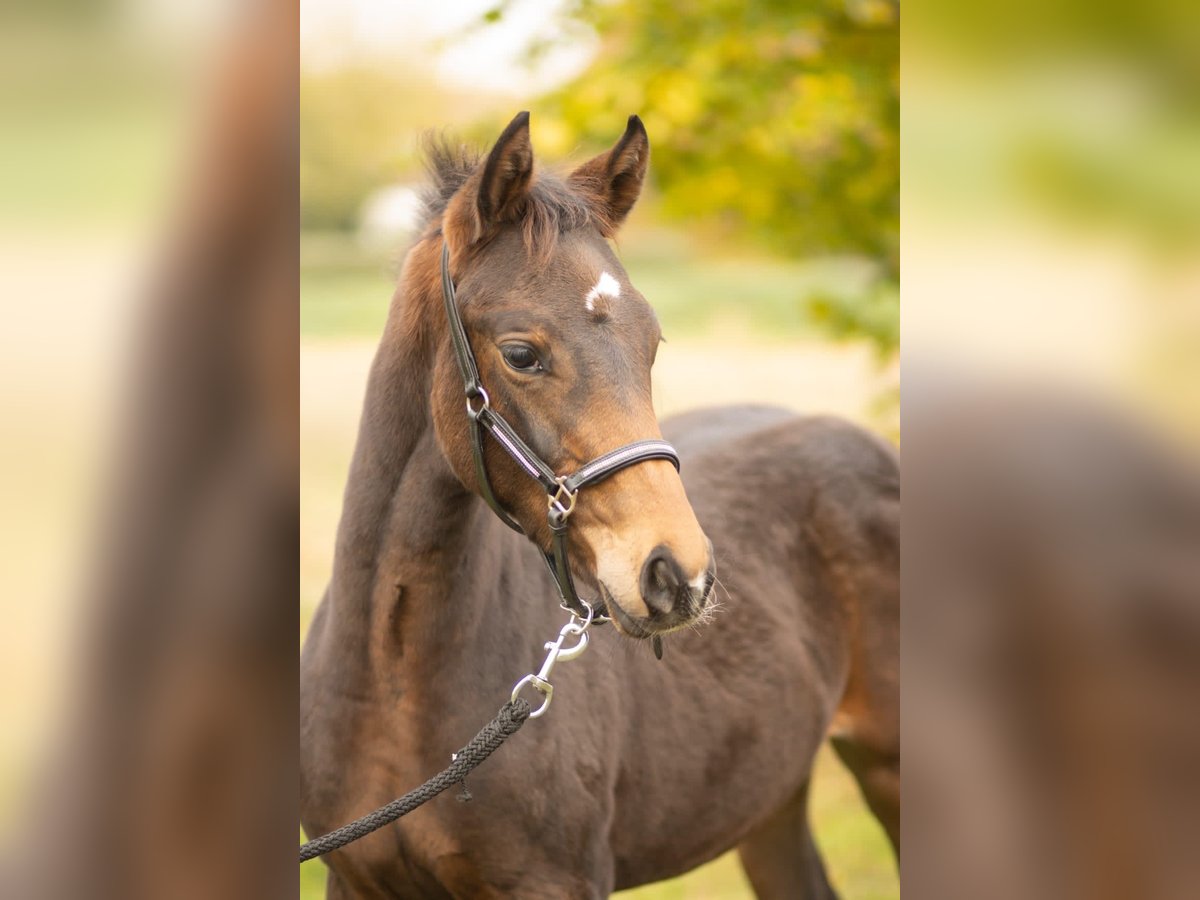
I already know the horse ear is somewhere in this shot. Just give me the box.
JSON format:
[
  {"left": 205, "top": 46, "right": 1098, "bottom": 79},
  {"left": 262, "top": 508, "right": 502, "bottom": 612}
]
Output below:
[
  {"left": 476, "top": 110, "right": 534, "bottom": 231},
  {"left": 569, "top": 115, "right": 650, "bottom": 236}
]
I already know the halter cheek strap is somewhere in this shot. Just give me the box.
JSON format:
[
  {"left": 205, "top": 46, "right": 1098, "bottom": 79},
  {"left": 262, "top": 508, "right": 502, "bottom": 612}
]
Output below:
[{"left": 441, "top": 242, "right": 681, "bottom": 620}]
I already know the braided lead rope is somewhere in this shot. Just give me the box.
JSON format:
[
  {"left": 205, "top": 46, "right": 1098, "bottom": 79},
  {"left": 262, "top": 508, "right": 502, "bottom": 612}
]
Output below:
[{"left": 299, "top": 699, "right": 531, "bottom": 862}]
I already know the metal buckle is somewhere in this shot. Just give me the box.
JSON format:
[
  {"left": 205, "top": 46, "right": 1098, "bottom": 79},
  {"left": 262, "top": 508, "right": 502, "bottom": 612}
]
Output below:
[
  {"left": 547, "top": 477, "right": 578, "bottom": 522},
  {"left": 510, "top": 603, "right": 594, "bottom": 718},
  {"left": 466, "top": 386, "right": 490, "bottom": 420},
  {"left": 558, "top": 600, "right": 611, "bottom": 626}
]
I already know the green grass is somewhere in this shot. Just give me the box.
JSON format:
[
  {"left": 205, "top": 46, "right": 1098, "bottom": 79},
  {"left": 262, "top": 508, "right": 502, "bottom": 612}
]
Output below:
[
  {"left": 301, "top": 847, "right": 329, "bottom": 898},
  {"left": 300, "top": 232, "right": 871, "bottom": 342},
  {"left": 620, "top": 252, "right": 862, "bottom": 341},
  {"left": 301, "top": 265, "right": 397, "bottom": 338}
]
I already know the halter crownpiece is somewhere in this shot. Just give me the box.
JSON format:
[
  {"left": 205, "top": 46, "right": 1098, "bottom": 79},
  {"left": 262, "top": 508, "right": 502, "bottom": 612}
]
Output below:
[{"left": 440, "top": 241, "right": 681, "bottom": 621}]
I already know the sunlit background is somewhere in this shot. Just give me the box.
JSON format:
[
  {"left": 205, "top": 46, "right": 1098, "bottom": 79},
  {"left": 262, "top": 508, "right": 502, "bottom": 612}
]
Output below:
[
  {"left": 0, "top": 0, "right": 218, "bottom": 843},
  {"left": 1, "top": 3, "right": 299, "bottom": 897},
  {"left": 299, "top": 0, "right": 898, "bottom": 897},
  {"left": 2, "top": 0, "right": 1195, "bottom": 897}
]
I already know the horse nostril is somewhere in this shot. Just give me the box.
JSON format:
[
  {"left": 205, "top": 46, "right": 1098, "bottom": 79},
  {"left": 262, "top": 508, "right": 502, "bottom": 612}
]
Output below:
[{"left": 639, "top": 545, "right": 685, "bottom": 615}]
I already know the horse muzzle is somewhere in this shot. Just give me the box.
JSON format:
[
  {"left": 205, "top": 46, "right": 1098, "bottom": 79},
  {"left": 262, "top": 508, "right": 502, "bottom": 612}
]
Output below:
[{"left": 603, "top": 543, "right": 715, "bottom": 638}]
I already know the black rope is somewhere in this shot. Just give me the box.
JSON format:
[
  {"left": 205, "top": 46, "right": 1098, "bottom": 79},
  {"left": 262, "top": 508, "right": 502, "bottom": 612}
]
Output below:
[{"left": 300, "top": 698, "right": 531, "bottom": 862}]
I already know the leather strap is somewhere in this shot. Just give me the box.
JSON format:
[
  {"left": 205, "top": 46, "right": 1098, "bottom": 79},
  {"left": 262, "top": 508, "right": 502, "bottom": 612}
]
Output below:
[
  {"left": 474, "top": 407, "right": 558, "bottom": 491},
  {"left": 466, "top": 407, "right": 524, "bottom": 533},
  {"left": 441, "top": 241, "right": 681, "bottom": 619},
  {"left": 442, "top": 242, "right": 483, "bottom": 394},
  {"left": 563, "top": 439, "right": 679, "bottom": 493}
]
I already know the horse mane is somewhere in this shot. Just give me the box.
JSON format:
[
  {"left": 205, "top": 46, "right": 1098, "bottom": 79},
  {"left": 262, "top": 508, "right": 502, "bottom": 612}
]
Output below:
[{"left": 419, "top": 133, "right": 604, "bottom": 260}]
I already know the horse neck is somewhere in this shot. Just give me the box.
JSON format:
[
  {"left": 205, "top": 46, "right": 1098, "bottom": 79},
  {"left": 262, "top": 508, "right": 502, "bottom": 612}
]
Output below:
[{"left": 326, "top": 242, "right": 536, "bottom": 660}]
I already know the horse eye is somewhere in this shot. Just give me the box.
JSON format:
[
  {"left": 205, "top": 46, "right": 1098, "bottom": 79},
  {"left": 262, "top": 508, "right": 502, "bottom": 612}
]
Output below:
[{"left": 501, "top": 343, "right": 541, "bottom": 373}]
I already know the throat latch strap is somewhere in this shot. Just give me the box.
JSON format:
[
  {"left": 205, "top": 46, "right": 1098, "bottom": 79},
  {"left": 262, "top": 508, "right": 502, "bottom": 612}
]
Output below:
[{"left": 440, "top": 242, "right": 682, "bottom": 619}]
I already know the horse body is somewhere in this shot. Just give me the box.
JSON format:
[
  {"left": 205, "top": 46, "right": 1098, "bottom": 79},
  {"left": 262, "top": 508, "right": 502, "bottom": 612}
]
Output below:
[{"left": 300, "top": 113, "right": 898, "bottom": 898}]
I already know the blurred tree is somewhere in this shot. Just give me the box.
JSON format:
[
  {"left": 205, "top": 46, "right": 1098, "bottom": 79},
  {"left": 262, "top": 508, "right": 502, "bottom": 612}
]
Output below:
[
  {"left": 301, "top": 68, "right": 419, "bottom": 231},
  {"left": 300, "top": 67, "right": 498, "bottom": 231},
  {"left": 506, "top": 0, "right": 899, "bottom": 355}
]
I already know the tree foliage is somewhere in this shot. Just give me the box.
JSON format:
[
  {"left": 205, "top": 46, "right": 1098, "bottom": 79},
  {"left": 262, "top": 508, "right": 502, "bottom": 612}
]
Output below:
[
  {"left": 534, "top": 1, "right": 897, "bottom": 270},
  {"left": 517, "top": 0, "right": 898, "bottom": 354}
]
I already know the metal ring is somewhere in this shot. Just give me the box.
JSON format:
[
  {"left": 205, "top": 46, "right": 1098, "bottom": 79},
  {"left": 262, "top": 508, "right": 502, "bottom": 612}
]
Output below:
[
  {"left": 510, "top": 674, "right": 553, "bottom": 718},
  {"left": 466, "top": 386, "right": 490, "bottom": 420},
  {"left": 572, "top": 598, "right": 595, "bottom": 630},
  {"left": 557, "top": 598, "right": 599, "bottom": 630},
  {"left": 547, "top": 478, "right": 578, "bottom": 519}
]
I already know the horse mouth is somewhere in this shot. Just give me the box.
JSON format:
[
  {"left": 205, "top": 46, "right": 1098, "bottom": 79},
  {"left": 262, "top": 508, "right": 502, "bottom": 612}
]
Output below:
[
  {"left": 599, "top": 579, "right": 713, "bottom": 640},
  {"left": 601, "top": 586, "right": 654, "bottom": 639}
]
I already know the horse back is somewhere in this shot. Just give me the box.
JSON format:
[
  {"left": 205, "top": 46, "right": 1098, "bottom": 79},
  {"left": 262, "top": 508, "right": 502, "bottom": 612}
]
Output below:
[{"left": 664, "top": 403, "right": 900, "bottom": 743}]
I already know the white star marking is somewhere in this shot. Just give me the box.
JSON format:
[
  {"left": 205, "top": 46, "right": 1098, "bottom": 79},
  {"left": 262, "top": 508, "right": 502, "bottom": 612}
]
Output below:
[{"left": 585, "top": 271, "right": 621, "bottom": 312}]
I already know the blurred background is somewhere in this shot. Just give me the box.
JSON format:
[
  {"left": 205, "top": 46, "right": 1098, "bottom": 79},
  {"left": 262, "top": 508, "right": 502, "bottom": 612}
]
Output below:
[
  {"left": 1, "top": 3, "right": 299, "bottom": 898},
  {"left": 299, "top": 0, "right": 898, "bottom": 897},
  {"left": 903, "top": 0, "right": 1200, "bottom": 897},
  {"left": 5, "top": 0, "right": 1192, "bottom": 897},
  {"left": 0, "top": 0, "right": 219, "bottom": 847},
  {"left": 904, "top": 0, "right": 1199, "bottom": 427}
]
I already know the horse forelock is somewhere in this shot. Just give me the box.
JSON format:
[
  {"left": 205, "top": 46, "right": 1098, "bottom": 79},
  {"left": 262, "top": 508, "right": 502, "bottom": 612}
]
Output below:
[{"left": 419, "top": 133, "right": 607, "bottom": 264}]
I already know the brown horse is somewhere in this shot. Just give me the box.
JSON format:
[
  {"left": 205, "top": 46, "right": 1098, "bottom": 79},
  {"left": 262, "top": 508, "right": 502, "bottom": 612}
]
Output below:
[{"left": 299, "top": 112, "right": 899, "bottom": 898}]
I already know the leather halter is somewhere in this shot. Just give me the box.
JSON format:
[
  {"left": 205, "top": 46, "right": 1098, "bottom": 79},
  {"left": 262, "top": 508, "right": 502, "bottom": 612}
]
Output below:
[{"left": 440, "top": 242, "right": 680, "bottom": 620}]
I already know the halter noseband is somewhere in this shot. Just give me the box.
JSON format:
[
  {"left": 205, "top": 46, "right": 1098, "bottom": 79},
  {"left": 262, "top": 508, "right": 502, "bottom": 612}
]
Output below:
[{"left": 440, "top": 242, "right": 680, "bottom": 621}]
